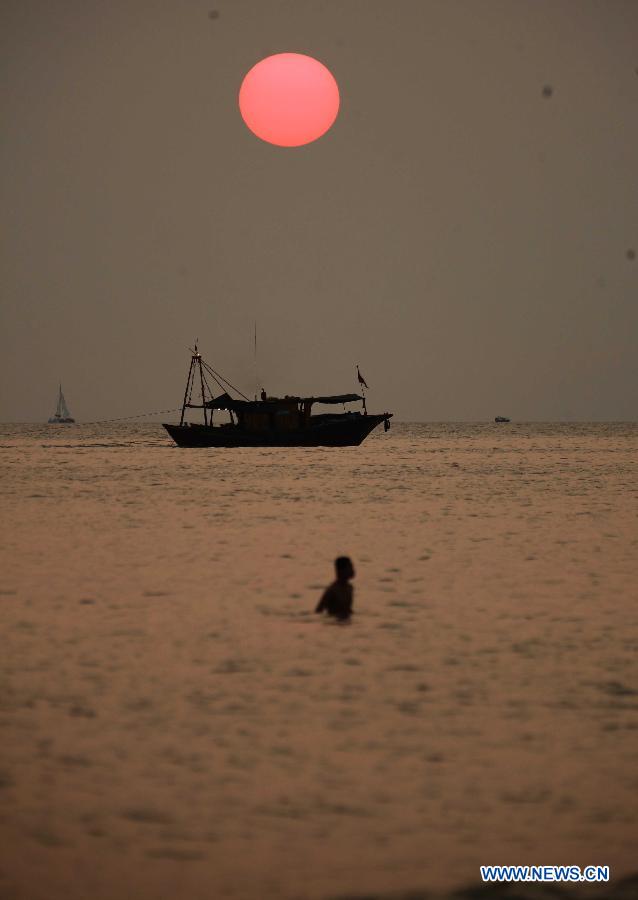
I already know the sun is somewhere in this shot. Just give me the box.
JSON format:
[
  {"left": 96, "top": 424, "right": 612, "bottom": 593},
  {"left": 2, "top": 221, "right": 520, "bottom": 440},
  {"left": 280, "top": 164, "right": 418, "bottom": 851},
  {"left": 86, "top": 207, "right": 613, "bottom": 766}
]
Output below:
[{"left": 239, "top": 53, "right": 340, "bottom": 148}]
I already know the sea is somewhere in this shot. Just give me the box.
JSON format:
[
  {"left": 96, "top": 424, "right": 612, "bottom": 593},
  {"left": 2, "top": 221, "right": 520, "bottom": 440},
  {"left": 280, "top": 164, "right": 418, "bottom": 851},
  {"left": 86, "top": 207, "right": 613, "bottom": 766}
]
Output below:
[{"left": 1, "top": 422, "right": 637, "bottom": 900}]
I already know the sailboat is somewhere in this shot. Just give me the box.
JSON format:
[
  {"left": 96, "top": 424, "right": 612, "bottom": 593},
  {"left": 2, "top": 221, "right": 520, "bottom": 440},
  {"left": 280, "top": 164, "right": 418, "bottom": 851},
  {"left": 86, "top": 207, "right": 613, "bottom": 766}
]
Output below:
[{"left": 48, "top": 384, "right": 75, "bottom": 424}]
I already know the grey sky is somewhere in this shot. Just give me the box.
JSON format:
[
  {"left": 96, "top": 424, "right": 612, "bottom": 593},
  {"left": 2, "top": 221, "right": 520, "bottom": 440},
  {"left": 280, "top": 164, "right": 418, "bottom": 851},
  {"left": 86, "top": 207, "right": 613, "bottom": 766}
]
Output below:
[{"left": 1, "top": 0, "right": 636, "bottom": 422}]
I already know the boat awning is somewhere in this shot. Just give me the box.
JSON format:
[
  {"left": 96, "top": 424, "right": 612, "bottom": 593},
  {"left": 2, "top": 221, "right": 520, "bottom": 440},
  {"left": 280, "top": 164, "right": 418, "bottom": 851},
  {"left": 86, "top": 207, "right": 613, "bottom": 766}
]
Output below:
[
  {"left": 205, "top": 392, "right": 239, "bottom": 410},
  {"left": 206, "top": 392, "right": 363, "bottom": 410},
  {"left": 303, "top": 394, "right": 363, "bottom": 405}
]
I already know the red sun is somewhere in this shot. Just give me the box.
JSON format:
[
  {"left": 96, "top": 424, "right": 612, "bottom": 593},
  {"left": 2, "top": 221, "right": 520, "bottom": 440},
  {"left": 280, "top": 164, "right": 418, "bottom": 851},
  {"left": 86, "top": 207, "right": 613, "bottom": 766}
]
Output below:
[{"left": 239, "top": 53, "right": 340, "bottom": 147}]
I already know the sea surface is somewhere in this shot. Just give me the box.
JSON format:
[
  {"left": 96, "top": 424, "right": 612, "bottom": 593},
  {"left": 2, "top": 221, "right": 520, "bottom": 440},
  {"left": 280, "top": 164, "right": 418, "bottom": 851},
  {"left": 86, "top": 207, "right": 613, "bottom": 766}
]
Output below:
[{"left": 1, "top": 422, "right": 637, "bottom": 900}]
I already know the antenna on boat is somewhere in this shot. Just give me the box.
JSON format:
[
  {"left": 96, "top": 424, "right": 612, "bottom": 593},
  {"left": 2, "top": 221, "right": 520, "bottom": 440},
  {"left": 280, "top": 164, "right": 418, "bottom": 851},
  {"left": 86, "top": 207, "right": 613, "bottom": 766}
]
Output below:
[{"left": 253, "top": 320, "right": 258, "bottom": 401}]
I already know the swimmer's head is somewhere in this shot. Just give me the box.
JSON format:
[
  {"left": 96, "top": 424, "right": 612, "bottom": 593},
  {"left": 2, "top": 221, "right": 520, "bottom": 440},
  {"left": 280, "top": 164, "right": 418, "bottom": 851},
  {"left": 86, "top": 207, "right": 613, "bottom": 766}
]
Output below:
[{"left": 335, "top": 556, "right": 355, "bottom": 580}]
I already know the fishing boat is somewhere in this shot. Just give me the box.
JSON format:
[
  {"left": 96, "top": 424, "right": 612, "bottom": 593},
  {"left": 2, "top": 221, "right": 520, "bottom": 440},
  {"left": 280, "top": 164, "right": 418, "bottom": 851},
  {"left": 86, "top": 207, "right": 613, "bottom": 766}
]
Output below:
[
  {"left": 494, "top": 416, "right": 510, "bottom": 423},
  {"left": 48, "top": 384, "right": 75, "bottom": 424},
  {"left": 163, "top": 347, "right": 392, "bottom": 448}
]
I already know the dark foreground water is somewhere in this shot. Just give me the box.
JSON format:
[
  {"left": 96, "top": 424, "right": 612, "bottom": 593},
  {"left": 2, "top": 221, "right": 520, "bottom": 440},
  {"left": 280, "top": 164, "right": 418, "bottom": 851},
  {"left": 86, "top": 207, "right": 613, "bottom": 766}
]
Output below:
[{"left": 1, "top": 422, "right": 637, "bottom": 899}]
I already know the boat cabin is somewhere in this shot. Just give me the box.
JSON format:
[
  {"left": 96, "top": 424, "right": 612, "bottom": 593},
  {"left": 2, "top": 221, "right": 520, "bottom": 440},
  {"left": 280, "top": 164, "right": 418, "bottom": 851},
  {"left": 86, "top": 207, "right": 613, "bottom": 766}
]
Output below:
[{"left": 204, "top": 392, "right": 364, "bottom": 433}]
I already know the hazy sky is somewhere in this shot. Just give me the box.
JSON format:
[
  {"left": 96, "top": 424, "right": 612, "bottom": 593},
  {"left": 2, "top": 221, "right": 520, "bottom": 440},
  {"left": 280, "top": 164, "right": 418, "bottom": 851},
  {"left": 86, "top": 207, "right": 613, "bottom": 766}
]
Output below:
[{"left": 1, "top": 0, "right": 636, "bottom": 422}]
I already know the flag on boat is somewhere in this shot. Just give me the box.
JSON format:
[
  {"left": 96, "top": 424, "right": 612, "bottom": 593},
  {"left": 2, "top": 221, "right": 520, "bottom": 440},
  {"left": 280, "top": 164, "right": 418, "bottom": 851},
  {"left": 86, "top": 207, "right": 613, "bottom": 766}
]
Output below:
[{"left": 357, "top": 366, "right": 369, "bottom": 389}]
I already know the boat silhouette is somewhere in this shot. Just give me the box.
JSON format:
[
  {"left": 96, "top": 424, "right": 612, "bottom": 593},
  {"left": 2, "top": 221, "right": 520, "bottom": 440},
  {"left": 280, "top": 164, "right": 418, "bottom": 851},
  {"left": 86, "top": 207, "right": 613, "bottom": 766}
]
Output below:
[
  {"left": 48, "top": 384, "right": 75, "bottom": 424},
  {"left": 163, "top": 348, "right": 392, "bottom": 448}
]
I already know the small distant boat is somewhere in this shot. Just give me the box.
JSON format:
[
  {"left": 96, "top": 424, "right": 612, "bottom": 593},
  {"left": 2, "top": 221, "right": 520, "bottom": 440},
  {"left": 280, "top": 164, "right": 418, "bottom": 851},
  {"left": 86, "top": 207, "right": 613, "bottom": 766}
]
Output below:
[
  {"left": 163, "top": 347, "right": 392, "bottom": 448},
  {"left": 48, "top": 384, "right": 75, "bottom": 424},
  {"left": 494, "top": 416, "right": 510, "bottom": 423}
]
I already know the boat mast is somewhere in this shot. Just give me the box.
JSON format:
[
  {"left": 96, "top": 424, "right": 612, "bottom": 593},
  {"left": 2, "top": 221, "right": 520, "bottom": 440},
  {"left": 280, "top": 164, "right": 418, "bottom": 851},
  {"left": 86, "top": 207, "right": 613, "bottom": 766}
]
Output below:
[
  {"left": 179, "top": 345, "right": 212, "bottom": 426},
  {"left": 179, "top": 350, "right": 197, "bottom": 426},
  {"left": 197, "top": 346, "right": 208, "bottom": 427}
]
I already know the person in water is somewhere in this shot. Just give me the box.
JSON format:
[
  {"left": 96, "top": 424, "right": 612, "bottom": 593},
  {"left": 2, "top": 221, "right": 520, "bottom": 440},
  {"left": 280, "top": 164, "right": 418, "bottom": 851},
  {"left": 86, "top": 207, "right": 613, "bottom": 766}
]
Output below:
[{"left": 315, "top": 556, "right": 355, "bottom": 621}]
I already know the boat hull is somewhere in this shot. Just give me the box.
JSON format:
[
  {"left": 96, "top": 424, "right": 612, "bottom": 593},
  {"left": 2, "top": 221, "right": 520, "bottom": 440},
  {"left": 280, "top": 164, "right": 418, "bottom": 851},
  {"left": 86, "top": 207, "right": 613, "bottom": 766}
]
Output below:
[
  {"left": 163, "top": 414, "right": 391, "bottom": 448},
  {"left": 48, "top": 417, "right": 75, "bottom": 424}
]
